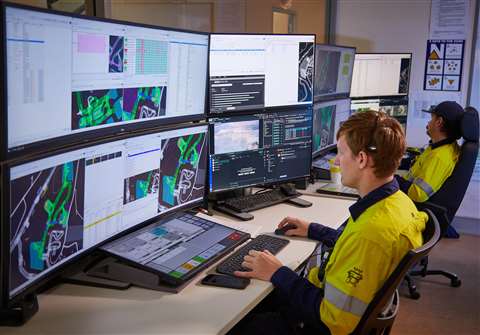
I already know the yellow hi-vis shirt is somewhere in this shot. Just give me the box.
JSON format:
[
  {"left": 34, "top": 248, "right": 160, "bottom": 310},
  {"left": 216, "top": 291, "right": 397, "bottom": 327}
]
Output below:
[
  {"left": 403, "top": 140, "right": 460, "bottom": 202},
  {"left": 308, "top": 190, "right": 427, "bottom": 335}
]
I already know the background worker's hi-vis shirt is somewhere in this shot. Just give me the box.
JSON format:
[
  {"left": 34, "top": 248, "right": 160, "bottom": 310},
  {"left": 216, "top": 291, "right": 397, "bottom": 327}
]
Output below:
[{"left": 403, "top": 139, "right": 460, "bottom": 202}]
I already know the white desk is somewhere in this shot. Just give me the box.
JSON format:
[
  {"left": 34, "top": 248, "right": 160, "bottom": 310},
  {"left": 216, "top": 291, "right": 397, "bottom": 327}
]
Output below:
[
  {"left": 299, "top": 179, "right": 359, "bottom": 201},
  {"left": 1, "top": 195, "right": 354, "bottom": 335}
]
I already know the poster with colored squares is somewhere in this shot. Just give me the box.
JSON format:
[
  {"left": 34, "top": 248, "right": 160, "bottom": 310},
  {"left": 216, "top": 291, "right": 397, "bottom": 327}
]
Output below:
[{"left": 424, "top": 39, "right": 464, "bottom": 91}]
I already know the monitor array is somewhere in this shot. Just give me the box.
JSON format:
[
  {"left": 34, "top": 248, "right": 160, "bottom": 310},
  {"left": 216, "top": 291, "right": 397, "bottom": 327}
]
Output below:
[{"left": 0, "top": 3, "right": 319, "bottom": 303}]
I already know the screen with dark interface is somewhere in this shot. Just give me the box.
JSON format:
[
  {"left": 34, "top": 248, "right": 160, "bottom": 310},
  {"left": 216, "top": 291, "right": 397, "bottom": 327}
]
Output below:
[
  {"left": 312, "top": 98, "right": 351, "bottom": 155},
  {"left": 209, "top": 108, "right": 313, "bottom": 192},
  {"left": 209, "top": 34, "right": 315, "bottom": 113},
  {"left": 8, "top": 125, "right": 207, "bottom": 297},
  {"left": 314, "top": 44, "right": 355, "bottom": 102}
]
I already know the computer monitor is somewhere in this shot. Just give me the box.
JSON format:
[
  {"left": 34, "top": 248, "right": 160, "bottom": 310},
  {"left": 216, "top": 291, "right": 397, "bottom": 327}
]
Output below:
[
  {"left": 5, "top": 124, "right": 207, "bottom": 299},
  {"left": 350, "top": 96, "right": 408, "bottom": 130},
  {"left": 208, "top": 108, "right": 312, "bottom": 192},
  {"left": 314, "top": 44, "right": 356, "bottom": 102},
  {"left": 2, "top": 4, "right": 209, "bottom": 159},
  {"left": 208, "top": 34, "right": 315, "bottom": 114},
  {"left": 350, "top": 53, "right": 412, "bottom": 98},
  {"left": 312, "top": 98, "right": 351, "bottom": 156}
]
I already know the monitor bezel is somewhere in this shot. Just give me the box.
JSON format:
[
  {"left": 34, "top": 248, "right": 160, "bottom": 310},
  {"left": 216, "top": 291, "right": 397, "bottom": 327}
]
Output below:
[
  {"left": 207, "top": 106, "right": 313, "bottom": 194},
  {"left": 1, "top": 121, "right": 209, "bottom": 305},
  {"left": 0, "top": 2, "right": 210, "bottom": 161},
  {"left": 207, "top": 32, "right": 316, "bottom": 116},
  {"left": 349, "top": 52, "right": 413, "bottom": 99},
  {"left": 313, "top": 43, "right": 356, "bottom": 103}
]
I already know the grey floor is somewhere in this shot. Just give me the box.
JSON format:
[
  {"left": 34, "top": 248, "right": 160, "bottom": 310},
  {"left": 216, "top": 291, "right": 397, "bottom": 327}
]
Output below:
[{"left": 392, "top": 232, "right": 480, "bottom": 335}]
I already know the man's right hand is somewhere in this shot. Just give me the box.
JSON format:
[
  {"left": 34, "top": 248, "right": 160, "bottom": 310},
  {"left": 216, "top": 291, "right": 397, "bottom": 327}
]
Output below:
[{"left": 277, "top": 216, "right": 310, "bottom": 237}]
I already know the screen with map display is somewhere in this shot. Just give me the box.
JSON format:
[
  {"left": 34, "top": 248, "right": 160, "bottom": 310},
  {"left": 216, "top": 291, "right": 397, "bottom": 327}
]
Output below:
[
  {"left": 7, "top": 124, "right": 207, "bottom": 298},
  {"left": 3, "top": 4, "right": 209, "bottom": 158}
]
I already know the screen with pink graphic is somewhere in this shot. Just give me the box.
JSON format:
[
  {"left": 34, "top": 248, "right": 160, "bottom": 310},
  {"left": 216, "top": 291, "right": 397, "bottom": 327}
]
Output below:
[
  {"left": 77, "top": 34, "right": 106, "bottom": 53},
  {"left": 5, "top": 5, "right": 209, "bottom": 157}
]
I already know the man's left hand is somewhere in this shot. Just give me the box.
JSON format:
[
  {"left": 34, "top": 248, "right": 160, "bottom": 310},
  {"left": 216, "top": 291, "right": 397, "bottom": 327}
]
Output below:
[{"left": 234, "top": 249, "right": 283, "bottom": 281}]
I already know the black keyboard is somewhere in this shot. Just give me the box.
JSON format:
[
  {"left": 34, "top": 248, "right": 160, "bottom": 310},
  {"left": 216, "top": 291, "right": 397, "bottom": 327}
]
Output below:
[
  {"left": 216, "top": 235, "right": 290, "bottom": 276},
  {"left": 222, "top": 189, "right": 292, "bottom": 212}
]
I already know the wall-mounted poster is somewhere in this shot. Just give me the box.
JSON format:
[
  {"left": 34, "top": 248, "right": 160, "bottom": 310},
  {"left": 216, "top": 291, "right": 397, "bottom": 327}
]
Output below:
[{"left": 424, "top": 39, "right": 465, "bottom": 91}]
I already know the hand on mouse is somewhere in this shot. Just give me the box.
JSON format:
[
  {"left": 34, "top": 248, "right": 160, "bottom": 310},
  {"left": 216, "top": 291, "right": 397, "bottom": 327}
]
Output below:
[{"left": 277, "top": 216, "right": 310, "bottom": 237}]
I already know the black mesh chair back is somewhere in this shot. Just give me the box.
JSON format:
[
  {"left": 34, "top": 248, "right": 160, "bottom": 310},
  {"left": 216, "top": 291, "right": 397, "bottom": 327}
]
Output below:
[
  {"left": 405, "top": 107, "right": 478, "bottom": 298},
  {"left": 427, "top": 106, "right": 479, "bottom": 233}
]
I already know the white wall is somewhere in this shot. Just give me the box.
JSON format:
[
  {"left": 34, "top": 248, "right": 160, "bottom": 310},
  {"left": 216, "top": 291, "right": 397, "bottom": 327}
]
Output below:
[{"left": 336, "top": 0, "right": 479, "bottom": 220}]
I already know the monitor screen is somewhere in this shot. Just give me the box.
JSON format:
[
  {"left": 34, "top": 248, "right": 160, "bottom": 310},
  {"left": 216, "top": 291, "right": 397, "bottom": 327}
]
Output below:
[
  {"left": 314, "top": 44, "right": 355, "bottom": 102},
  {"left": 208, "top": 108, "right": 312, "bottom": 192},
  {"left": 209, "top": 34, "right": 315, "bottom": 114},
  {"left": 101, "top": 212, "right": 249, "bottom": 285},
  {"left": 4, "top": 5, "right": 209, "bottom": 156},
  {"left": 8, "top": 124, "right": 207, "bottom": 298},
  {"left": 312, "top": 98, "right": 351, "bottom": 156},
  {"left": 350, "top": 96, "right": 408, "bottom": 129},
  {"left": 350, "top": 53, "right": 411, "bottom": 98}
]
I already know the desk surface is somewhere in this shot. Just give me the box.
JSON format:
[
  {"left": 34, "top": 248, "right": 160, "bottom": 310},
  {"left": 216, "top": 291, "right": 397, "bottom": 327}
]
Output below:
[{"left": 1, "top": 195, "right": 354, "bottom": 335}]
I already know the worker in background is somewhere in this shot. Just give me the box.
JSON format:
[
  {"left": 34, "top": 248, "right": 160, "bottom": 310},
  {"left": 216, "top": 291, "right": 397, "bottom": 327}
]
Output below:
[
  {"left": 396, "top": 101, "right": 464, "bottom": 203},
  {"left": 232, "top": 111, "right": 427, "bottom": 335}
]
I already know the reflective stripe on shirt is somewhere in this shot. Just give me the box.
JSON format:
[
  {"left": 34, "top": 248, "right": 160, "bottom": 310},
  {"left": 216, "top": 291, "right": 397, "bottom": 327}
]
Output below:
[
  {"left": 324, "top": 282, "right": 368, "bottom": 317},
  {"left": 413, "top": 177, "right": 435, "bottom": 196}
]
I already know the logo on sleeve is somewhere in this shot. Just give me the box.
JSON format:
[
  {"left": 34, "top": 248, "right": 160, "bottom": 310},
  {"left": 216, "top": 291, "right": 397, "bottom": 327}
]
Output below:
[{"left": 345, "top": 267, "right": 363, "bottom": 287}]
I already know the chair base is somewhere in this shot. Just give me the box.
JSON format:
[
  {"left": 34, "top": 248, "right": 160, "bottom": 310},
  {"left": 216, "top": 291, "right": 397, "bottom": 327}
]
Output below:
[
  {"left": 405, "top": 268, "right": 462, "bottom": 299},
  {"left": 410, "top": 269, "right": 462, "bottom": 287},
  {"left": 404, "top": 274, "right": 420, "bottom": 300}
]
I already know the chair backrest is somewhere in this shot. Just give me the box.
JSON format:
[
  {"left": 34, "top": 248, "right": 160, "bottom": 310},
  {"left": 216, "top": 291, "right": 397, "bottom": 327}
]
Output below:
[
  {"left": 351, "top": 208, "right": 441, "bottom": 335},
  {"left": 427, "top": 107, "right": 479, "bottom": 225}
]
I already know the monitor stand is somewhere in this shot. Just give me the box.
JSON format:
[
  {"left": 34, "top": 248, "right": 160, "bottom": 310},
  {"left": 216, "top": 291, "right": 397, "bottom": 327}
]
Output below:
[
  {"left": 64, "top": 256, "right": 190, "bottom": 294},
  {"left": 213, "top": 203, "right": 254, "bottom": 221},
  {"left": 213, "top": 184, "right": 312, "bottom": 221},
  {"left": 0, "top": 294, "right": 38, "bottom": 327},
  {"left": 285, "top": 196, "right": 312, "bottom": 208}
]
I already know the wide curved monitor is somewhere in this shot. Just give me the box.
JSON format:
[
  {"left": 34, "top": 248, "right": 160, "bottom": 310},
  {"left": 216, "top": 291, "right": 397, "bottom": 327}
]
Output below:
[
  {"left": 208, "top": 34, "right": 315, "bottom": 114},
  {"left": 2, "top": 4, "right": 209, "bottom": 159},
  {"left": 350, "top": 53, "right": 412, "bottom": 98},
  {"left": 4, "top": 124, "right": 208, "bottom": 299},
  {"left": 314, "top": 44, "right": 356, "bottom": 102}
]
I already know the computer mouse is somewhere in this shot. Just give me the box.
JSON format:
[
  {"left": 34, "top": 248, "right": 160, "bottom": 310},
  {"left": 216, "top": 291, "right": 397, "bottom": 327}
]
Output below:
[{"left": 274, "top": 224, "right": 297, "bottom": 236}]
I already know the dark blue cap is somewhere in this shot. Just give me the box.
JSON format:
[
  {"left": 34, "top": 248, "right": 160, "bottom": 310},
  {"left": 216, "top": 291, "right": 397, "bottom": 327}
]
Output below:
[
  {"left": 423, "top": 101, "right": 464, "bottom": 139},
  {"left": 422, "top": 101, "right": 464, "bottom": 122}
]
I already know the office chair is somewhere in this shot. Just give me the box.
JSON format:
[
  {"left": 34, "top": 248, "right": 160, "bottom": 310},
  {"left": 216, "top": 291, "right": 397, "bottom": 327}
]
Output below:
[
  {"left": 405, "top": 106, "right": 479, "bottom": 299},
  {"left": 351, "top": 208, "right": 441, "bottom": 335}
]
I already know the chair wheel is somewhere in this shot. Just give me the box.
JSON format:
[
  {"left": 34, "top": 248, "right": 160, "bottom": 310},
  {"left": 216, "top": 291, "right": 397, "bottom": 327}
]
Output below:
[
  {"left": 409, "top": 291, "right": 420, "bottom": 300},
  {"left": 451, "top": 278, "right": 461, "bottom": 287}
]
